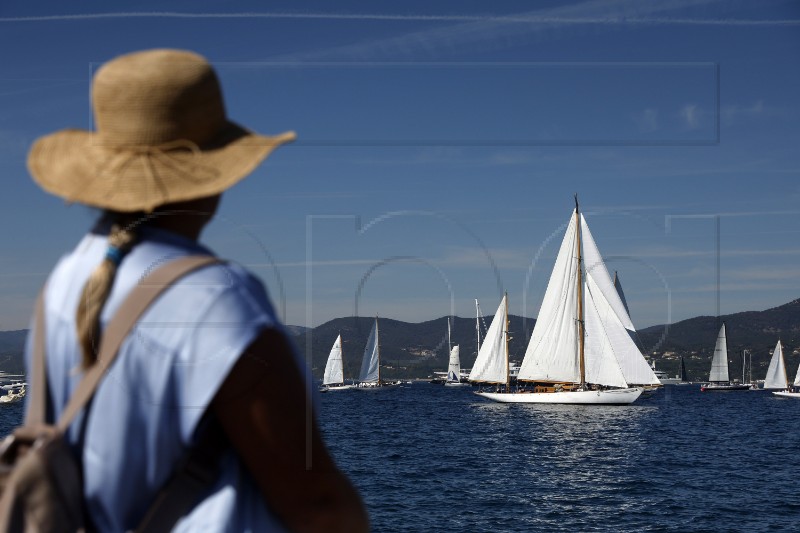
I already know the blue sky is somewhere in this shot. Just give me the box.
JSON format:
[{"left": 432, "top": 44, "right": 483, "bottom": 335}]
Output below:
[{"left": 0, "top": 0, "right": 798, "bottom": 333}]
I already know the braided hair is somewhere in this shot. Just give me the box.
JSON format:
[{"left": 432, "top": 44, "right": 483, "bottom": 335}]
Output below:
[{"left": 75, "top": 214, "right": 140, "bottom": 368}]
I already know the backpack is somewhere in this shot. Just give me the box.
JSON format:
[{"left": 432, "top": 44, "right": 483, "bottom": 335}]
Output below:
[{"left": 0, "top": 255, "right": 224, "bottom": 532}]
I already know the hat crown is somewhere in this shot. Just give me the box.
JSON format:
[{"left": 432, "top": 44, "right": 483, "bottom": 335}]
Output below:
[{"left": 92, "top": 49, "right": 226, "bottom": 146}]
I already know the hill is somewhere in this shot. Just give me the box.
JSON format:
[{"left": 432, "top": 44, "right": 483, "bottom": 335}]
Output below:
[
  {"left": 1, "top": 298, "right": 798, "bottom": 381},
  {"left": 292, "top": 314, "right": 536, "bottom": 381},
  {"left": 637, "top": 298, "right": 800, "bottom": 381},
  {"left": 0, "top": 330, "right": 27, "bottom": 375}
]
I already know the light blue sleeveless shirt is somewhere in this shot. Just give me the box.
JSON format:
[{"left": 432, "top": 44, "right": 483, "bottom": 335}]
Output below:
[{"left": 25, "top": 227, "right": 293, "bottom": 532}]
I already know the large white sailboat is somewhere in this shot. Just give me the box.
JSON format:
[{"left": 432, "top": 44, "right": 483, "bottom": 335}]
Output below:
[
  {"left": 356, "top": 317, "right": 400, "bottom": 389},
  {"left": 319, "top": 334, "right": 355, "bottom": 392},
  {"left": 764, "top": 340, "right": 800, "bottom": 398},
  {"left": 475, "top": 199, "right": 644, "bottom": 405},
  {"left": 700, "top": 323, "right": 749, "bottom": 391}
]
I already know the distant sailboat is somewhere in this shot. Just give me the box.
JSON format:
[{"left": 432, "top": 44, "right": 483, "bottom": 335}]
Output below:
[
  {"left": 473, "top": 198, "right": 643, "bottom": 404},
  {"left": 700, "top": 323, "right": 749, "bottom": 391},
  {"left": 356, "top": 317, "right": 400, "bottom": 389},
  {"left": 765, "top": 340, "right": 800, "bottom": 398},
  {"left": 680, "top": 356, "right": 690, "bottom": 383},
  {"left": 445, "top": 318, "right": 466, "bottom": 386},
  {"left": 319, "top": 334, "right": 355, "bottom": 392}
]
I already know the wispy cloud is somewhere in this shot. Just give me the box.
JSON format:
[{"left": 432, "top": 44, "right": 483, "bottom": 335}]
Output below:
[
  {"left": 248, "top": 245, "right": 534, "bottom": 271},
  {"left": 247, "top": 259, "right": 380, "bottom": 269},
  {"left": 634, "top": 108, "right": 659, "bottom": 132},
  {"left": 1, "top": 7, "right": 796, "bottom": 26},
  {"left": 3, "top": 1, "right": 793, "bottom": 63},
  {"left": 727, "top": 266, "right": 800, "bottom": 282},
  {"left": 719, "top": 99, "right": 789, "bottom": 126},
  {"left": 624, "top": 245, "right": 800, "bottom": 260},
  {"left": 680, "top": 104, "right": 701, "bottom": 129}
]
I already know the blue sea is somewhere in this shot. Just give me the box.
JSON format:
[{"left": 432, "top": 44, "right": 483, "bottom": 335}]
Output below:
[
  {"left": 318, "top": 384, "right": 800, "bottom": 532},
  {"left": 2, "top": 385, "right": 798, "bottom": 532}
]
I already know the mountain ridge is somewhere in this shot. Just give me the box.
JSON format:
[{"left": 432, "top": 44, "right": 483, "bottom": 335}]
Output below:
[{"left": 1, "top": 298, "right": 798, "bottom": 381}]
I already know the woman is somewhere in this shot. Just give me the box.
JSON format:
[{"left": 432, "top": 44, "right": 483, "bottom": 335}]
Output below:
[{"left": 25, "top": 49, "right": 368, "bottom": 532}]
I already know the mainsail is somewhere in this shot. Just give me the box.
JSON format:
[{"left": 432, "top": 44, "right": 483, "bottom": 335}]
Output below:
[
  {"left": 763, "top": 340, "right": 788, "bottom": 390},
  {"left": 323, "top": 334, "right": 344, "bottom": 386},
  {"left": 468, "top": 294, "right": 508, "bottom": 384},
  {"left": 518, "top": 214, "right": 581, "bottom": 383},
  {"left": 359, "top": 319, "right": 380, "bottom": 383},
  {"left": 709, "top": 323, "right": 729, "bottom": 382}
]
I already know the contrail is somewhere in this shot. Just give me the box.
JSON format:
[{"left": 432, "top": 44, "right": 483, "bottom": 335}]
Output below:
[{"left": 0, "top": 12, "right": 797, "bottom": 25}]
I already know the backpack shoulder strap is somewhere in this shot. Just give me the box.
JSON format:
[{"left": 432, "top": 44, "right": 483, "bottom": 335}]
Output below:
[
  {"left": 24, "top": 288, "right": 48, "bottom": 426},
  {"left": 56, "top": 255, "right": 222, "bottom": 432},
  {"left": 134, "top": 416, "right": 227, "bottom": 533}
]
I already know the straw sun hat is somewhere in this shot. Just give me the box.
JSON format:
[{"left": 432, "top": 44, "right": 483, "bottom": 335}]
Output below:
[{"left": 28, "top": 49, "right": 296, "bottom": 213}]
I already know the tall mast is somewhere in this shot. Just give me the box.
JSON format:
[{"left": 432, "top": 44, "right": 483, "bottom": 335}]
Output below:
[
  {"left": 339, "top": 333, "right": 344, "bottom": 385},
  {"left": 376, "top": 316, "right": 381, "bottom": 385},
  {"left": 475, "top": 299, "right": 481, "bottom": 357},
  {"left": 780, "top": 341, "right": 788, "bottom": 388},
  {"left": 504, "top": 292, "right": 510, "bottom": 392},
  {"left": 448, "top": 316, "right": 452, "bottom": 355},
  {"left": 575, "top": 195, "right": 586, "bottom": 388},
  {"left": 742, "top": 349, "right": 745, "bottom": 384}
]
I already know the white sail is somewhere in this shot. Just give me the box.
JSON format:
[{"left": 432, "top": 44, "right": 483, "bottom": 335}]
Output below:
[
  {"left": 580, "top": 215, "right": 635, "bottom": 331},
  {"left": 468, "top": 295, "right": 508, "bottom": 384},
  {"left": 763, "top": 340, "right": 788, "bottom": 390},
  {"left": 518, "top": 213, "right": 582, "bottom": 383},
  {"left": 359, "top": 319, "right": 380, "bottom": 383},
  {"left": 447, "top": 345, "right": 461, "bottom": 382},
  {"left": 794, "top": 359, "right": 800, "bottom": 387},
  {"left": 518, "top": 210, "right": 651, "bottom": 388},
  {"left": 322, "top": 334, "right": 344, "bottom": 385},
  {"left": 581, "top": 221, "right": 659, "bottom": 386},
  {"left": 709, "top": 323, "right": 729, "bottom": 382},
  {"left": 583, "top": 274, "right": 635, "bottom": 388}
]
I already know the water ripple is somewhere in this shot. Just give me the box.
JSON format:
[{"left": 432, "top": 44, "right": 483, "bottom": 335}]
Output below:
[{"left": 318, "top": 385, "right": 800, "bottom": 532}]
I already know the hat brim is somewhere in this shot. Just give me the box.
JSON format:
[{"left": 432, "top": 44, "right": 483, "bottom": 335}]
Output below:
[{"left": 28, "top": 122, "right": 296, "bottom": 212}]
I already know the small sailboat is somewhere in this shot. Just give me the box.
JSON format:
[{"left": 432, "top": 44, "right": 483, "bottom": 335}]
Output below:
[
  {"left": 650, "top": 356, "right": 692, "bottom": 385},
  {"left": 445, "top": 318, "right": 466, "bottom": 386},
  {"left": 741, "top": 349, "right": 758, "bottom": 389},
  {"left": 700, "top": 323, "right": 750, "bottom": 391},
  {"left": 355, "top": 317, "right": 400, "bottom": 389},
  {"left": 679, "top": 356, "right": 690, "bottom": 384},
  {"left": 473, "top": 198, "right": 643, "bottom": 405},
  {"left": 319, "top": 334, "right": 355, "bottom": 392},
  {"left": 764, "top": 340, "right": 800, "bottom": 398}
]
